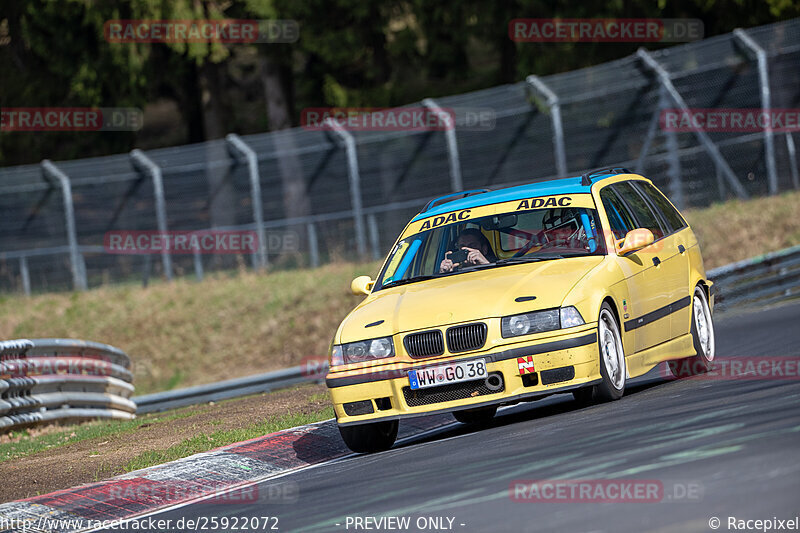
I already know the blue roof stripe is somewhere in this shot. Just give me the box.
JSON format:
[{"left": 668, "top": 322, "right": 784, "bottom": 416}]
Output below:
[{"left": 411, "top": 174, "right": 617, "bottom": 222}]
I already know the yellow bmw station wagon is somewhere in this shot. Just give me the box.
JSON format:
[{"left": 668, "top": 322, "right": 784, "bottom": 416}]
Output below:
[{"left": 327, "top": 169, "right": 716, "bottom": 453}]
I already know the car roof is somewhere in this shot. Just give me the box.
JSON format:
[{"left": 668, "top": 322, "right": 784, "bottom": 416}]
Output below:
[{"left": 411, "top": 172, "right": 633, "bottom": 222}]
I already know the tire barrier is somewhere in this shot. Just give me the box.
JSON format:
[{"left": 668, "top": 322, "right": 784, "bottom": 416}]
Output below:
[{"left": 0, "top": 338, "right": 135, "bottom": 431}]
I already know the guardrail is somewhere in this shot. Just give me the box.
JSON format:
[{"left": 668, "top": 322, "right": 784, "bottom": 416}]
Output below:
[
  {"left": 0, "top": 339, "right": 135, "bottom": 431},
  {"left": 134, "top": 364, "right": 327, "bottom": 414},
  {"left": 708, "top": 244, "right": 800, "bottom": 310}
]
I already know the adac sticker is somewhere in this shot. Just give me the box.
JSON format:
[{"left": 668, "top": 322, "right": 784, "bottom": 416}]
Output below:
[
  {"left": 418, "top": 209, "right": 472, "bottom": 231},
  {"left": 515, "top": 196, "right": 573, "bottom": 210},
  {"left": 517, "top": 356, "right": 535, "bottom": 375}
]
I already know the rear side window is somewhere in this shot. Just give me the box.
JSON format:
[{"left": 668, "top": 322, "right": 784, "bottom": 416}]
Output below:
[
  {"left": 632, "top": 182, "right": 687, "bottom": 234},
  {"left": 611, "top": 182, "right": 665, "bottom": 240},
  {"left": 600, "top": 187, "right": 637, "bottom": 241}
]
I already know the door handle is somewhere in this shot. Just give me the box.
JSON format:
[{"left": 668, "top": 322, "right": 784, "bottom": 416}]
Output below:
[
  {"left": 652, "top": 257, "right": 661, "bottom": 267},
  {"left": 678, "top": 244, "right": 686, "bottom": 254}
]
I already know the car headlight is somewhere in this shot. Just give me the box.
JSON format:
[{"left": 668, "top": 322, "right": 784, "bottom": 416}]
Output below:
[
  {"left": 331, "top": 336, "right": 395, "bottom": 366},
  {"left": 501, "top": 306, "right": 585, "bottom": 338}
]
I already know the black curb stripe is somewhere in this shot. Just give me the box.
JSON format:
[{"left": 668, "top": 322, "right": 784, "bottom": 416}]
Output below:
[
  {"left": 326, "top": 332, "right": 597, "bottom": 388},
  {"left": 624, "top": 295, "right": 691, "bottom": 332}
]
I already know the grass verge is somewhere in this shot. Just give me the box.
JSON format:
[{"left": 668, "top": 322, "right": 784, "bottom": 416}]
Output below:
[
  {"left": 683, "top": 189, "right": 800, "bottom": 269},
  {"left": 0, "top": 409, "right": 198, "bottom": 464}
]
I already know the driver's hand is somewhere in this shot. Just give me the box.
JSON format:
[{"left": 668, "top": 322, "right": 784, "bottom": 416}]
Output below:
[
  {"left": 439, "top": 251, "right": 458, "bottom": 273},
  {"left": 461, "top": 246, "right": 489, "bottom": 265}
]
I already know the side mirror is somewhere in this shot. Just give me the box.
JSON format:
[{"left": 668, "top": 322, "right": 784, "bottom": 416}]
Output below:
[
  {"left": 351, "top": 275, "right": 374, "bottom": 296},
  {"left": 616, "top": 228, "right": 654, "bottom": 255}
]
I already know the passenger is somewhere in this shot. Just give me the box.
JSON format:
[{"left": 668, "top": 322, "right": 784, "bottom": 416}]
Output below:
[{"left": 439, "top": 228, "right": 498, "bottom": 273}]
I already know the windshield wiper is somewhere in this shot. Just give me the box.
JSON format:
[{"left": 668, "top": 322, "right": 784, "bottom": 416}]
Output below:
[{"left": 381, "top": 275, "right": 438, "bottom": 288}]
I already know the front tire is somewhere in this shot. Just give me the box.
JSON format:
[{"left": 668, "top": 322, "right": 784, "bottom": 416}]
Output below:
[
  {"left": 572, "top": 304, "right": 626, "bottom": 403},
  {"left": 595, "top": 303, "right": 627, "bottom": 401},
  {"left": 452, "top": 406, "right": 497, "bottom": 425},
  {"left": 669, "top": 285, "right": 715, "bottom": 378},
  {"left": 338, "top": 420, "right": 398, "bottom": 453}
]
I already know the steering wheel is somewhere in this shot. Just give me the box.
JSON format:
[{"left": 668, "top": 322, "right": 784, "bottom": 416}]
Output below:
[{"left": 512, "top": 229, "right": 548, "bottom": 258}]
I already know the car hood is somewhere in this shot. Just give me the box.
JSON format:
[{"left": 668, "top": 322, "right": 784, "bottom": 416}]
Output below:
[{"left": 338, "top": 256, "right": 603, "bottom": 342}]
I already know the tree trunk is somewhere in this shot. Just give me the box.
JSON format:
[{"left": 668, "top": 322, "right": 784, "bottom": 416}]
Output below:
[
  {"left": 198, "top": 60, "right": 236, "bottom": 268},
  {"left": 260, "top": 49, "right": 311, "bottom": 263}
]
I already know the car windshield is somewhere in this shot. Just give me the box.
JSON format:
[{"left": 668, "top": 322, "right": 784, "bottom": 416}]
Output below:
[{"left": 375, "top": 206, "right": 605, "bottom": 291}]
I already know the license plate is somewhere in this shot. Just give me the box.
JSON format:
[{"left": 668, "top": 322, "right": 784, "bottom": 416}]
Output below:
[{"left": 408, "top": 359, "right": 487, "bottom": 390}]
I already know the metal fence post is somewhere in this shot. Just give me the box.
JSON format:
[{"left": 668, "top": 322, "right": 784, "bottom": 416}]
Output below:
[
  {"left": 715, "top": 164, "right": 726, "bottom": 201},
  {"left": 19, "top": 257, "right": 31, "bottom": 296},
  {"left": 637, "top": 48, "right": 749, "bottom": 199},
  {"left": 307, "top": 223, "right": 320, "bottom": 268},
  {"left": 636, "top": 85, "right": 673, "bottom": 174},
  {"left": 734, "top": 28, "right": 778, "bottom": 195},
  {"left": 526, "top": 75, "right": 568, "bottom": 178},
  {"left": 130, "top": 149, "right": 172, "bottom": 281},
  {"left": 193, "top": 248, "right": 204, "bottom": 281},
  {"left": 226, "top": 134, "right": 268, "bottom": 269},
  {"left": 785, "top": 133, "right": 799, "bottom": 190},
  {"left": 664, "top": 127, "right": 684, "bottom": 208},
  {"left": 635, "top": 83, "right": 683, "bottom": 208},
  {"left": 41, "top": 160, "right": 87, "bottom": 291},
  {"left": 367, "top": 213, "right": 380, "bottom": 260},
  {"left": 324, "top": 118, "right": 367, "bottom": 257},
  {"left": 422, "top": 98, "right": 464, "bottom": 191},
  {"left": 142, "top": 254, "right": 151, "bottom": 288}
]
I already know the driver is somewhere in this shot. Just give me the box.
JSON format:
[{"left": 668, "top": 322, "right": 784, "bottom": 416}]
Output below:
[{"left": 439, "top": 228, "right": 497, "bottom": 273}]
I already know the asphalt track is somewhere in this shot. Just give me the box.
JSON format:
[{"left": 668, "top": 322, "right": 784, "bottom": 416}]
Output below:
[{"left": 103, "top": 302, "right": 800, "bottom": 533}]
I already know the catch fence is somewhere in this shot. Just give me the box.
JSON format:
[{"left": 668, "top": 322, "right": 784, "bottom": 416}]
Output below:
[{"left": 1, "top": 19, "right": 798, "bottom": 293}]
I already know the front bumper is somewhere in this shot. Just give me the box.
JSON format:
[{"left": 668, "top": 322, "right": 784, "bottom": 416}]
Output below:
[{"left": 327, "top": 326, "right": 600, "bottom": 427}]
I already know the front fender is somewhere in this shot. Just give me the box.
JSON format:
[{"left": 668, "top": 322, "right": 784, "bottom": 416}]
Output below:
[
  {"left": 561, "top": 257, "right": 633, "bottom": 351},
  {"left": 562, "top": 257, "right": 626, "bottom": 321}
]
